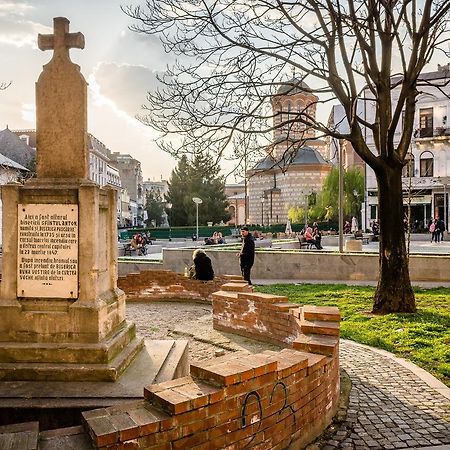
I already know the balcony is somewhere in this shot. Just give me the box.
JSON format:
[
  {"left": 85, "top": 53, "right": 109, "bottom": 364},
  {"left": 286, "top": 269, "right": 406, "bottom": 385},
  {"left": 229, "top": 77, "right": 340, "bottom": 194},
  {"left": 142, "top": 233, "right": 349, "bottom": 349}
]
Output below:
[{"left": 414, "top": 127, "right": 450, "bottom": 140}]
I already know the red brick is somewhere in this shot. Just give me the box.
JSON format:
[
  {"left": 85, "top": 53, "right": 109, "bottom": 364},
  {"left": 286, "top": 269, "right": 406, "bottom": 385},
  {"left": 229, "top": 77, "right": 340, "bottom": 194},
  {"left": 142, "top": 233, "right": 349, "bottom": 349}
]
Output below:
[{"left": 85, "top": 416, "right": 118, "bottom": 447}]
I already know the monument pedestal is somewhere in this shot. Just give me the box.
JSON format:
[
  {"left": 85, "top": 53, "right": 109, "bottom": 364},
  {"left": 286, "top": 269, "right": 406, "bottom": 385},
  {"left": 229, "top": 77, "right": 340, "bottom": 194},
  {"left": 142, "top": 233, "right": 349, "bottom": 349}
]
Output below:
[{"left": 0, "top": 179, "right": 143, "bottom": 381}]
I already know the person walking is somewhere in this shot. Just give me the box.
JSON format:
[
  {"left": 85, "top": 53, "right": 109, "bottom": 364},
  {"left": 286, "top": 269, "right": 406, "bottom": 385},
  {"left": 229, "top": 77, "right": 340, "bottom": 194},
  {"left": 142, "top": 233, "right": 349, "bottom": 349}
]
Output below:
[
  {"left": 437, "top": 217, "right": 446, "bottom": 242},
  {"left": 239, "top": 226, "right": 255, "bottom": 285}
]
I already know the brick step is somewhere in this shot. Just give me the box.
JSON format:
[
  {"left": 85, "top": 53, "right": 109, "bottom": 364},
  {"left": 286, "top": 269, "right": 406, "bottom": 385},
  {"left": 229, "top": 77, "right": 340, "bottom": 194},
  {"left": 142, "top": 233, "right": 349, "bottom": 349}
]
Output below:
[
  {"left": 273, "top": 302, "right": 297, "bottom": 312},
  {"left": 190, "top": 352, "right": 278, "bottom": 387},
  {"left": 220, "top": 282, "right": 253, "bottom": 292},
  {"left": 0, "top": 421, "right": 39, "bottom": 450},
  {"left": 302, "top": 305, "right": 341, "bottom": 322},
  {"left": 300, "top": 319, "right": 340, "bottom": 336},
  {"left": 144, "top": 376, "right": 223, "bottom": 415},
  {"left": 293, "top": 334, "right": 339, "bottom": 356}
]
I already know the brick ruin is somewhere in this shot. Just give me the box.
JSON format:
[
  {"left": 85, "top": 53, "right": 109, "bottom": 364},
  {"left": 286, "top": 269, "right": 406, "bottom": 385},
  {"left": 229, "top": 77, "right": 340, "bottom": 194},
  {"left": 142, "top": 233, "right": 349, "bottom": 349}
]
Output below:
[
  {"left": 78, "top": 280, "right": 341, "bottom": 449},
  {"left": 118, "top": 270, "right": 241, "bottom": 303}
]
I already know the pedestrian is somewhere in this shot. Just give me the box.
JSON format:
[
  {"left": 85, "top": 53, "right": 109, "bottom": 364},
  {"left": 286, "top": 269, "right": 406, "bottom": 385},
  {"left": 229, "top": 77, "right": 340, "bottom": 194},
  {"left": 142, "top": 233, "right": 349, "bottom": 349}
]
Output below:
[
  {"left": 436, "top": 217, "right": 445, "bottom": 242},
  {"left": 239, "top": 226, "right": 255, "bottom": 285},
  {"left": 188, "top": 249, "right": 214, "bottom": 280},
  {"left": 429, "top": 219, "right": 436, "bottom": 242}
]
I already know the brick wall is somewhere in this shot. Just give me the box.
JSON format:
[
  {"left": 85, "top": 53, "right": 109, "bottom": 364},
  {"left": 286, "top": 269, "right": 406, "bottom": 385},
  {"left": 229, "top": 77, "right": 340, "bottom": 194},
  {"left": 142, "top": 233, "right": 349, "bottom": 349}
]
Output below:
[
  {"left": 118, "top": 270, "right": 243, "bottom": 303},
  {"left": 82, "top": 282, "right": 341, "bottom": 449}
]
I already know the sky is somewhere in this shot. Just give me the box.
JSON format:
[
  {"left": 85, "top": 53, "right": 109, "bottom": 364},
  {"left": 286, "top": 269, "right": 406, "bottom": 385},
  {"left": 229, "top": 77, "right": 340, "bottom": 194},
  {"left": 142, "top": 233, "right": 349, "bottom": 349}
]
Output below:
[{"left": 0, "top": 0, "right": 176, "bottom": 181}]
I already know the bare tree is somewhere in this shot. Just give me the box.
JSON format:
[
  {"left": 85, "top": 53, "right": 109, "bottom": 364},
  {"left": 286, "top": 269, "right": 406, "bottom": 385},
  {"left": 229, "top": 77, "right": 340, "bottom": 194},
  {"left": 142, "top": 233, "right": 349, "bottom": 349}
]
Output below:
[
  {"left": 0, "top": 82, "right": 11, "bottom": 91},
  {"left": 124, "top": 0, "right": 450, "bottom": 313}
]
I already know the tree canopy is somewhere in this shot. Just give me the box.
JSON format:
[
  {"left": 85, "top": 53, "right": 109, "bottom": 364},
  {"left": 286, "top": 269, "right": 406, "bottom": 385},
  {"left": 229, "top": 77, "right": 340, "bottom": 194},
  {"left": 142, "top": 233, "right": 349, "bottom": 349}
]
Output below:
[
  {"left": 166, "top": 154, "right": 230, "bottom": 226},
  {"left": 124, "top": 1, "right": 450, "bottom": 313},
  {"left": 145, "top": 189, "right": 166, "bottom": 227}
]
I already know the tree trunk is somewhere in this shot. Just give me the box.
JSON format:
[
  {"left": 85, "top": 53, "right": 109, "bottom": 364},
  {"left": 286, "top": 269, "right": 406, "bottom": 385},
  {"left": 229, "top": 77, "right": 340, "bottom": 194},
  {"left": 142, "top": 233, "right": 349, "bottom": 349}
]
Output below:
[{"left": 373, "top": 167, "right": 416, "bottom": 313}]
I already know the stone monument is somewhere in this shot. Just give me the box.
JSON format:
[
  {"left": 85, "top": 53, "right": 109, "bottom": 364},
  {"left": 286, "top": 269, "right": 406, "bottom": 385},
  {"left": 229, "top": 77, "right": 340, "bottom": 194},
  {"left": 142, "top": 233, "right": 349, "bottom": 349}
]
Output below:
[{"left": 0, "top": 17, "right": 143, "bottom": 381}]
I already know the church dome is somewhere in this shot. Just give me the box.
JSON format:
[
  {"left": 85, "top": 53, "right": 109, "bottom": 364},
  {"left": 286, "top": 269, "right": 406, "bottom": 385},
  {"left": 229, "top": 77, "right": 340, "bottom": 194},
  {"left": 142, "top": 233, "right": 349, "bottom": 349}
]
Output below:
[{"left": 276, "top": 77, "right": 311, "bottom": 95}]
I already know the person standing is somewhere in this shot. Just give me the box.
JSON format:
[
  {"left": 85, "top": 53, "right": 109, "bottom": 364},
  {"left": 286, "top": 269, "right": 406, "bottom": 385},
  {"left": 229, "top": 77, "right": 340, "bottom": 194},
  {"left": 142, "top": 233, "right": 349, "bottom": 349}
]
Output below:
[{"left": 239, "top": 226, "right": 255, "bottom": 285}]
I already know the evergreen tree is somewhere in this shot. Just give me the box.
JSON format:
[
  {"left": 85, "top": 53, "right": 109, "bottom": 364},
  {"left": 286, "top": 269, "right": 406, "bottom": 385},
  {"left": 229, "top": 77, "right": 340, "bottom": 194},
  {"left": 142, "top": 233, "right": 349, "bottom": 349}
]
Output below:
[
  {"left": 145, "top": 189, "right": 165, "bottom": 227},
  {"left": 165, "top": 155, "right": 190, "bottom": 226},
  {"left": 166, "top": 154, "right": 230, "bottom": 226}
]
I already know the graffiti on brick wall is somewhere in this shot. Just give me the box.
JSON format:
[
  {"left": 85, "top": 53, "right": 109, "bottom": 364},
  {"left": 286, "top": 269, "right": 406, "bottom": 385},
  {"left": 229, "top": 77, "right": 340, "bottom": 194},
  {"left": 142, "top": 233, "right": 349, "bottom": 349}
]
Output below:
[{"left": 240, "top": 381, "right": 297, "bottom": 448}]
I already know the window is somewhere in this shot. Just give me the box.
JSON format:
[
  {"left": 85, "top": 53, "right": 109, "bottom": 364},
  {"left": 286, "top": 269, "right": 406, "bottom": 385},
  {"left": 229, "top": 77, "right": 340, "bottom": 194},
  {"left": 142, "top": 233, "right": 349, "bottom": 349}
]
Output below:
[
  {"left": 370, "top": 205, "right": 377, "bottom": 220},
  {"left": 420, "top": 151, "right": 434, "bottom": 177},
  {"left": 419, "top": 108, "right": 433, "bottom": 137},
  {"left": 402, "top": 154, "right": 415, "bottom": 178}
]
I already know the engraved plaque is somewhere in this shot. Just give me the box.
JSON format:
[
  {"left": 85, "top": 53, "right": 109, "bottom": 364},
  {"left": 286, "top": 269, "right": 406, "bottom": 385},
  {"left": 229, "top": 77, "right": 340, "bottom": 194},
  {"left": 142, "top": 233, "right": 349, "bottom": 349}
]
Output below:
[{"left": 17, "top": 204, "right": 78, "bottom": 298}]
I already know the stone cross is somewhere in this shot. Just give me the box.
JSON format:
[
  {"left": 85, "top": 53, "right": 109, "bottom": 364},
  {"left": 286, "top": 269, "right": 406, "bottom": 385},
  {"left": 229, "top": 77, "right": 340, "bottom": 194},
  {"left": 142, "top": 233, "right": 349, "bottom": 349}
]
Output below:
[
  {"left": 35, "top": 17, "right": 88, "bottom": 179},
  {"left": 38, "top": 17, "right": 85, "bottom": 60}
]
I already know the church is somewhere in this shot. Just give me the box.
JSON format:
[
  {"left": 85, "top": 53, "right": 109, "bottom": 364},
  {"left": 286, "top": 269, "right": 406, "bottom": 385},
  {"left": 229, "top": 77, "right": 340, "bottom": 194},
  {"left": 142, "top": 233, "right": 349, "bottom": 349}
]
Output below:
[{"left": 247, "top": 78, "right": 332, "bottom": 225}]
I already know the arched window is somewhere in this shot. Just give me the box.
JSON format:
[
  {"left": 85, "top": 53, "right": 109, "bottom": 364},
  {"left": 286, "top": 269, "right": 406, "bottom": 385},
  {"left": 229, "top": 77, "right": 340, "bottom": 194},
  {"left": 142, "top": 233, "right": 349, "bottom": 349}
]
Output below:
[
  {"left": 420, "top": 151, "right": 434, "bottom": 177},
  {"left": 402, "top": 154, "right": 415, "bottom": 178}
]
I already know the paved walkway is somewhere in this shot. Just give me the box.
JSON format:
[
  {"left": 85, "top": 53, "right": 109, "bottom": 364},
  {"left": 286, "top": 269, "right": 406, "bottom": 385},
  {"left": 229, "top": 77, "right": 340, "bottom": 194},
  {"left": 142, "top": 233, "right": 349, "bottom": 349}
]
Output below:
[
  {"left": 323, "top": 340, "right": 450, "bottom": 449},
  {"left": 127, "top": 300, "right": 450, "bottom": 449}
]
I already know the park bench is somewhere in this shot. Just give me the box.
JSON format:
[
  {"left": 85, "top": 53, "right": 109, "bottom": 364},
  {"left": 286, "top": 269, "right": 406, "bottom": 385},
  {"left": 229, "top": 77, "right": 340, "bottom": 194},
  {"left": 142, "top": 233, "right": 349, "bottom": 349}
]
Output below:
[
  {"left": 354, "top": 231, "right": 370, "bottom": 244},
  {"left": 298, "top": 236, "right": 314, "bottom": 249},
  {"left": 123, "top": 242, "right": 147, "bottom": 256}
]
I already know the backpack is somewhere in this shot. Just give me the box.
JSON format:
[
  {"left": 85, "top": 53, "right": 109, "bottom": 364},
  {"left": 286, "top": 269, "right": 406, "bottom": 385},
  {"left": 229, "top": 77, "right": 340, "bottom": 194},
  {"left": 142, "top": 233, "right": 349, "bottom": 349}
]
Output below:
[{"left": 429, "top": 223, "right": 436, "bottom": 233}]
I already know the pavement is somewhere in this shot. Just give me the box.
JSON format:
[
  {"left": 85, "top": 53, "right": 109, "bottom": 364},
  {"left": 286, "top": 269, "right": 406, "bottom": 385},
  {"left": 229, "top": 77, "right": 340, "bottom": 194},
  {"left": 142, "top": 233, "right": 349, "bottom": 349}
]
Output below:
[
  {"left": 119, "top": 237, "right": 450, "bottom": 448},
  {"left": 126, "top": 300, "right": 450, "bottom": 450},
  {"left": 320, "top": 340, "right": 450, "bottom": 449}
]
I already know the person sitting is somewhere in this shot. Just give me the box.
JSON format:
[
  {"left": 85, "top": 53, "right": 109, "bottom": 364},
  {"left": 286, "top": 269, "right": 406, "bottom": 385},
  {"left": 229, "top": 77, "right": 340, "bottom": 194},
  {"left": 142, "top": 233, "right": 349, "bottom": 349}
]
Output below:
[
  {"left": 304, "top": 226, "right": 322, "bottom": 250},
  {"left": 312, "top": 223, "right": 323, "bottom": 249},
  {"left": 130, "top": 234, "right": 146, "bottom": 256},
  {"left": 343, "top": 220, "right": 351, "bottom": 234},
  {"left": 217, "top": 232, "right": 224, "bottom": 244},
  {"left": 188, "top": 249, "right": 214, "bottom": 281}
]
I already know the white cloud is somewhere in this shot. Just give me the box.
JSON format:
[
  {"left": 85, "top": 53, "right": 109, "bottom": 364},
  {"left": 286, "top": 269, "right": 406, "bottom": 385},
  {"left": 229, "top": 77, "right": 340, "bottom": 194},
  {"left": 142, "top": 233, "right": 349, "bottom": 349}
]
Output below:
[
  {"left": 20, "top": 102, "right": 35, "bottom": 123},
  {"left": 0, "top": 18, "right": 51, "bottom": 48},
  {"left": 0, "top": 2, "right": 33, "bottom": 16}
]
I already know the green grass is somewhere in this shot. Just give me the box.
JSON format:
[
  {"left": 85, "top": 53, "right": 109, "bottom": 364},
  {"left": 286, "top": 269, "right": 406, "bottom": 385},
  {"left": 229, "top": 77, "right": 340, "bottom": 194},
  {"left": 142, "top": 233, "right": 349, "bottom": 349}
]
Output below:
[{"left": 256, "top": 283, "right": 450, "bottom": 387}]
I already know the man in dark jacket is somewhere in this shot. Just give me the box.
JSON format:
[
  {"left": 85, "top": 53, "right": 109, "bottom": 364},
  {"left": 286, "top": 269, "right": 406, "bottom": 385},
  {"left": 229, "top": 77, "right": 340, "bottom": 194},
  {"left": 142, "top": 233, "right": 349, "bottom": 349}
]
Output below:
[
  {"left": 239, "top": 226, "right": 255, "bottom": 285},
  {"left": 189, "top": 249, "right": 214, "bottom": 280}
]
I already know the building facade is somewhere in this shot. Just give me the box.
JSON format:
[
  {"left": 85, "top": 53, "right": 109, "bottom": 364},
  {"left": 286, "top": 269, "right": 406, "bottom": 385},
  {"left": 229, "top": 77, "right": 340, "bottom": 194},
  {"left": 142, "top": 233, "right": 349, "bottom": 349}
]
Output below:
[
  {"left": 110, "top": 153, "right": 144, "bottom": 227},
  {"left": 363, "top": 64, "right": 450, "bottom": 231},
  {"left": 247, "top": 79, "right": 331, "bottom": 225}
]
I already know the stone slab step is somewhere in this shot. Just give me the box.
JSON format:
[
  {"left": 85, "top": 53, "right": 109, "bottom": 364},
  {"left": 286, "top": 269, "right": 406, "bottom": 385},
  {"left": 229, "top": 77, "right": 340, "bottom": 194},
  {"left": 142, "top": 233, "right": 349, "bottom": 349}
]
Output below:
[
  {"left": 38, "top": 425, "right": 92, "bottom": 450},
  {"left": 0, "top": 421, "right": 39, "bottom": 450},
  {"left": 0, "top": 337, "right": 144, "bottom": 382},
  {"left": 300, "top": 319, "right": 340, "bottom": 336},
  {"left": 293, "top": 334, "right": 339, "bottom": 356},
  {"left": 302, "top": 305, "right": 341, "bottom": 322},
  {"left": 153, "top": 339, "right": 189, "bottom": 384},
  {"left": 0, "top": 340, "right": 189, "bottom": 411}
]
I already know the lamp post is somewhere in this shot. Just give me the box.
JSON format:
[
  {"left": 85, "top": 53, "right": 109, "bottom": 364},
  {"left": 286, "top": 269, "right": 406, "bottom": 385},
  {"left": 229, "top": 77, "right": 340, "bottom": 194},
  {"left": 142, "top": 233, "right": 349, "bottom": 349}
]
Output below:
[
  {"left": 261, "top": 196, "right": 265, "bottom": 227},
  {"left": 192, "top": 197, "right": 202, "bottom": 241},
  {"left": 166, "top": 202, "right": 172, "bottom": 241}
]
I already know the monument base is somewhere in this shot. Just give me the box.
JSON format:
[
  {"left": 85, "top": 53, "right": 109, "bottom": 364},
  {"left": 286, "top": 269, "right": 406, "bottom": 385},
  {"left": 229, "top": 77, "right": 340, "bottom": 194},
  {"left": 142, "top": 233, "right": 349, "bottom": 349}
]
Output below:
[
  {"left": 0, "top": 323, "right": 144, "bottom": 382},
  {"left": 0, "top": 339, "right": 189, "bottom": 429}
]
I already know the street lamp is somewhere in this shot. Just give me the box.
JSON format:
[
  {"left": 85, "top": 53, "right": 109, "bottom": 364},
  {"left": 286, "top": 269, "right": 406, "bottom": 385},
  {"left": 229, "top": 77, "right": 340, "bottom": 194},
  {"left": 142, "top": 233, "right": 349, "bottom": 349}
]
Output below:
[
  {"left": 261, "top": 196, "right": 265, "bottom": 227},
  {"left": 192, "top": 197, "right": 203, "bottom": 241},
  {"left": 166, "top": 202, "right": 172, "bottom": 241}
]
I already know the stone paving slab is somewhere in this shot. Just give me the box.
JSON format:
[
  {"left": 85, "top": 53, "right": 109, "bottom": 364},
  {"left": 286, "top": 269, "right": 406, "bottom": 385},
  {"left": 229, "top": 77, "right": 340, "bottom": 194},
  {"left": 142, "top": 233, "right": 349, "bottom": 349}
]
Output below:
[{"left": 323, "top": 340, "right": 450, "bottom": 449}]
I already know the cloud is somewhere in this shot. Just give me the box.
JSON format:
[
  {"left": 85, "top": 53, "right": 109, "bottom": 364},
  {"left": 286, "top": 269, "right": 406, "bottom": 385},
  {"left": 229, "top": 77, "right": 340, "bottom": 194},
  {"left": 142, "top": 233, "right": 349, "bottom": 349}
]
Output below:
[
  {"left": 91, "top": 61, "right": 162, "bottom": 117},
  {"left": 0, "top": 2, "right": 33, "bottom": 16},
  {"left": 0, "top": 17, "right": 51, "bottom": 48}
]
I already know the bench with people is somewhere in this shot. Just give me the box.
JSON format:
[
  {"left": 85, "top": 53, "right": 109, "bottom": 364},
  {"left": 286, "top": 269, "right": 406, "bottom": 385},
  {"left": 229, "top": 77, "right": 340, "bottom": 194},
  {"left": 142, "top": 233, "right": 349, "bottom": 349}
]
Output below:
[
  {"left": 298, "top": 223, "right": 323, "bottom": 250},
  {"left": 123, "top": 232, "right": 152, "bottom": 256},
  {"left": 204, "top": 231, "right": 225, "bottom": 245}
]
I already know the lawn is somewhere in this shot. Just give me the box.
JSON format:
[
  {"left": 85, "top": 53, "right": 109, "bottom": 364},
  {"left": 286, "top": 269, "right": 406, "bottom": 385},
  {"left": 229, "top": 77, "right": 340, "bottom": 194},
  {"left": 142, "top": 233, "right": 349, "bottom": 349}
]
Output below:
[{"left": 256, "top": 283, "right": 450, "bottom": 387}]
